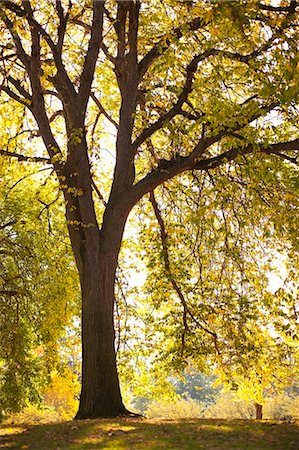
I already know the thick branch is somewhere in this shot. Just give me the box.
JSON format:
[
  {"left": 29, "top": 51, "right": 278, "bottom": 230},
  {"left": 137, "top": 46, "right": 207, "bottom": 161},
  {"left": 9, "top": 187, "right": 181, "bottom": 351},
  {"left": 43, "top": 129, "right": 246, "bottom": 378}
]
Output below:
[
  {"left": 130, "top": 110, "right": 297, "bottom": 207},
  {"left": 259, "top": 1, "right": 298, "bottom": 12},
  {"left": 1, "top": 81, "right": 63, "bottom": 165},
  {"left": 73, "top": 1, "right": 296, "bottom": 84},
  {"left": 131, "top": 140, "right": 206, "bottom": 209},
  {"left": 133, "top": 39, "right": 282, "bottom": 154},
  {"left": 78, "top": 1, "right": 105, "bottom": 111},
  {"left": 113, "top": 2, "right": 139, "bottom": 93},
  {"left": 0, "top": 149, "right": 50, "bottom": 163},
  {"left": 19, "top": 2, "right": 77, "bottom": 102},
  {"left": 1, "top": 1, "right": 76, "bottom": 106},
  {"left": 115, "top": 1, "right": 128, "bottom": 60},
  {"left": 56, "top": 0, "right": 69, "bottom": 55},
  {"left": 108, "top": 4, "right": 141, "bottom": 198},
  {"left": 0, "top": 6, "right": 31, "bottom": 70},
  {"left": 6, "top": 76, "right": 31, "bottom": 100},
  {"left": 3, "top": 1, "right": 57, "bottom": 54},
  {"left": 138, "top": 15, "right": 209, "bottom": 79},
  {"left": 0, "top": 85, "right": 31, "bottom": 107},
  {"left": 69, "top": 16, "right": 115, "bottom": 63},
  {"left": 132, "top": 50, "right": 216, "bottom": 152},
  {"left": 127, "top": 1, "right": 140, "bottom": 62},
  {"left": 194, "top": 138, "right": 299, "bottom": 170}
]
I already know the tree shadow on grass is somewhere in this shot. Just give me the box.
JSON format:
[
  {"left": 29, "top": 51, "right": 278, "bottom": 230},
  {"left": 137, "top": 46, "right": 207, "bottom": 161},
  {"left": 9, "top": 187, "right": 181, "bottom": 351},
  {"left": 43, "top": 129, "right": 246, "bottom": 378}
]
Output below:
[{"left": 0, "top": 418, "right": 298, "bottom": 450}]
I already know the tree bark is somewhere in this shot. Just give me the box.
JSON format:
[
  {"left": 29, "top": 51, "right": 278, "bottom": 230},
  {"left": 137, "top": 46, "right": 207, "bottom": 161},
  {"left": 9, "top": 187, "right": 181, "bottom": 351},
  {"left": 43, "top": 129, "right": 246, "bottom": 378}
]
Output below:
[
  {"left": 75, "top": 249, "right": 127, "bottom": 418},
  {"left": 254, "top": 402, "right": 263, "bottom": 420},
  {"left": 71, "top": 196, "right": 131, "bottom": 418}
]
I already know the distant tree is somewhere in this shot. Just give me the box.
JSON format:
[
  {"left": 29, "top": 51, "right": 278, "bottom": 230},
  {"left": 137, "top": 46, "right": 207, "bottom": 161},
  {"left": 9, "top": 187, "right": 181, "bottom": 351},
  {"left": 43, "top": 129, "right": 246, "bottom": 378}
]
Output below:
[
  {"left": 172, "top": 371, "right": 219, "bottom": 406},
  {"left": 213, "top": 331, "right": 299, "bottom": 420}
]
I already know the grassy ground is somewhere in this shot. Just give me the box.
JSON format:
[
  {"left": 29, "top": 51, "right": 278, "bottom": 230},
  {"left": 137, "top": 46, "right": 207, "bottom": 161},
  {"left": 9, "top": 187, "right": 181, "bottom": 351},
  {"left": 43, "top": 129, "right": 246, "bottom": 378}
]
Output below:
[{"left": 0, "top": 418, "right": 298, "bottom": 450}]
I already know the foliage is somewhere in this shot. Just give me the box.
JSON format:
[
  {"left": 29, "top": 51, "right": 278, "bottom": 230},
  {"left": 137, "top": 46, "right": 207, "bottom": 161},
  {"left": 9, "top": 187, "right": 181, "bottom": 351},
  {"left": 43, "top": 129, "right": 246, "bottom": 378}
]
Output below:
[
  {"left": 146, "top": 398, "right": 204, "bottom": 419},
  {"left": 264, "top": 393, "right": 299, "bottom": 420},
  {"left": 42, "top": 368, "right": 80, "bottom": 421},
  {"left": 171, "top": 370, "right": 220, "bottom": 405},
  {"left": 6, "top": 404, "right": 60, "bottom": 425},
  {"left": 123, "top": 368, "right": 227, "bottom": 416},
  {"left": 125, "top": 157, "right": 299, "bottom": 406},
  {"left": 120, "top": 358, "right": 179, "bottom": 414},
  {"left": 1, "top": 0, "right": 299, "bottom": 418},
  {"left": 0, "top": 158, "right": 79, "bottom": 419},
  {"left": 204, "top": 391, "right": 256, "bottom": 420},
  {"left": 204, "top": 390, "right": 299, "bottom": 420}
]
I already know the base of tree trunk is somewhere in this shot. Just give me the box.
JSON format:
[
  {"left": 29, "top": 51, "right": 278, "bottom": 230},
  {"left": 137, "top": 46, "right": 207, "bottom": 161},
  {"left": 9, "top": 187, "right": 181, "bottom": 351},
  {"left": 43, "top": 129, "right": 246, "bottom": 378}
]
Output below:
[{"left": 74, "top": 407, "right": 142, "bottom": 420}]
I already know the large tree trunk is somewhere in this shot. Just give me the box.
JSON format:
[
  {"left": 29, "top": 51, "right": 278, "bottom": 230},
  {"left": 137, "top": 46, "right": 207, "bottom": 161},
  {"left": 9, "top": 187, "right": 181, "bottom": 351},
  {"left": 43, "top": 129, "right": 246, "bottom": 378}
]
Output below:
[
  {"left": 70, "top": 196, "right": 131, "bottom": 419},
  {"left": 75, "top": 249, "right": 127, "bottom": 418},
  {"left": 55, "top": 125, "right": 132, "bottom": 418}
]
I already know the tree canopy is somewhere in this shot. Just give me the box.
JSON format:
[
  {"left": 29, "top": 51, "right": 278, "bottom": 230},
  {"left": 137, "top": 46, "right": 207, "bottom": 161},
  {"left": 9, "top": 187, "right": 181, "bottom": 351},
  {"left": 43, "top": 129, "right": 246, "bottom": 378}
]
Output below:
[{"left": 0, "top": 159, "right": 79, "bottom": 418}]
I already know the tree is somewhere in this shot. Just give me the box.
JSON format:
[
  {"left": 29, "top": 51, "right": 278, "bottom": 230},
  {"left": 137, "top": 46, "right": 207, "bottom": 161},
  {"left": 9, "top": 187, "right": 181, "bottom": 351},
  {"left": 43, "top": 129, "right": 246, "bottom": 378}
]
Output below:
[
  {"left": 213, "top": 331, "right": 299, "bottom": 419},
  {"left": 0, "top": 0, "right": 299, "bottom": 418},
  {"left": 0, "top": 158, "right": 79, "bottom": 419},
  {"left": 130, "top": 157, "right": 299, "bottom": 421},
  {"left": 172, "top": 370, "right": 219, "bottom": 406}
]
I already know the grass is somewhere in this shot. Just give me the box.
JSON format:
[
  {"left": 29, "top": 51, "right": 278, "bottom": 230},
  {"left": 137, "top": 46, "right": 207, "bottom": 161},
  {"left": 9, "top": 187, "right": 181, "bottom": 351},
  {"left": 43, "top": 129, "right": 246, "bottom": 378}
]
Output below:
[{"left": 0, "top": 418, "right": 298, "bottom": 450}]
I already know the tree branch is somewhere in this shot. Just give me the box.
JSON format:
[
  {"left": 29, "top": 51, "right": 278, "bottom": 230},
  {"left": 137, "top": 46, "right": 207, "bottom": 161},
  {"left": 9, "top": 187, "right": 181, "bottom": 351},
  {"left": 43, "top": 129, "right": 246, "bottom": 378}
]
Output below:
[
  {"left": 0, "top": 290, "right": 21, "bottom": 297},
  {"left": 6, "top": 75, "right": 31, "bottom": 100},
  {"left": 17, "top": 5, "right": 64, "bottom": 165},
  {"left": 91, "top": 92, "right": 119, "bottom": 129},
  {"left": 0, "top": 5, "right": 31, "bottom": 71},
  {"left": 1, "top": 1, "right": 76, "bottom": 110},
  {"left": 129, "top": 101, "right": 290, "bottom": 206},
  {"left": 100, "top": 42, "right": 116, "bottom": 64},
  {"left": 149, "top": 190, "right": 188, "bottom": 353},
  {"left": 132, "top": 49, "right": 216, "bottom": 152},
  {"left": 2, "top": 1, "right": 56, "bottom": 56},
  {"left": 68, "top": 16, "right": 116, "bottom": 63},
  {"left": 193, "top": 138, "right": 299, "bottom": 171},
  {"left": 259, "top": 1, "right": 298, "bottom": 12},
  {"left": 133, "top": 35, "right": 282, "bottom": 155},
  {"left": 91, "top": 177, "right": 107, "bottom": 206},
  {"left": 78, "top": 1, "right": 105, "bottom": 112},
  {"left": 55, "top": 0, "right": 69, "bottom": 55},
  {"left": 8, "top": 1, "right": 77, "bottom": 102},
  {"left": 115, "top": 1, "right": 128, "bottom": 60},
  {"left": 0, "top": 149, "right": 50, "bottom": 163},
  {"left": 149, "top": 190, "right": 220, "bottom": 354},
  {"left": 138, "top": 15, "right": 209, "bottom": 79},
  {"left": 127, "top": 1, "right": 140, "bottom": 62},
  {"left": 0, "top": 85, "right": 31, "bottom": 107},
  {"left": 0, "top": 220, "right": 17, "bottom": 231}
]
